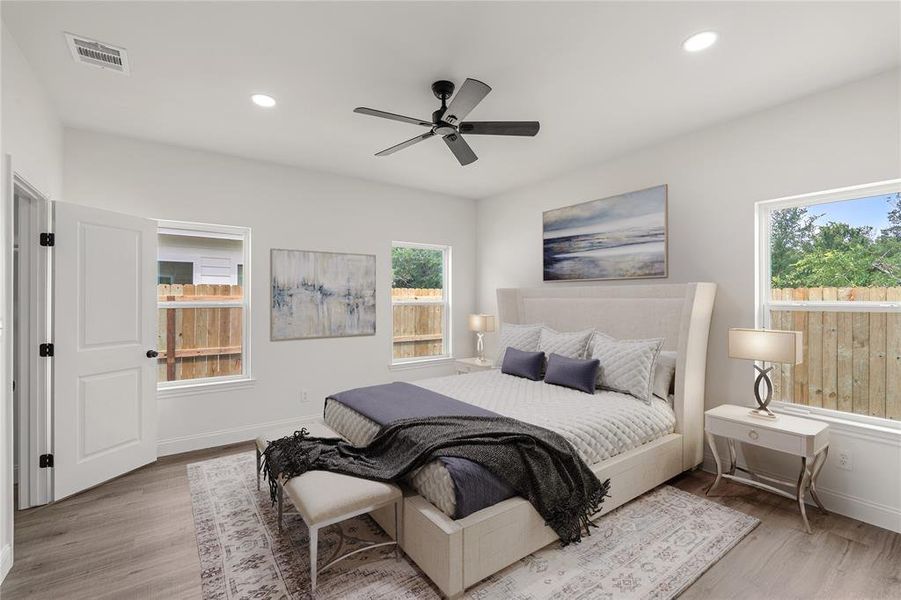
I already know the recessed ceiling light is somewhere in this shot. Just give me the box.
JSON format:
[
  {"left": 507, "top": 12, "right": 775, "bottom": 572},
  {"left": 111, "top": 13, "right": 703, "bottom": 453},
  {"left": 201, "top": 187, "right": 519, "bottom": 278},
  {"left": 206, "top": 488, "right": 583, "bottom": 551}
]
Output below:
[
  {"left": 682, "top": 31, "right": 718, "bottom": 53},
  {"left": 251, "top": 94, "right": 276, "bottom": 108}
]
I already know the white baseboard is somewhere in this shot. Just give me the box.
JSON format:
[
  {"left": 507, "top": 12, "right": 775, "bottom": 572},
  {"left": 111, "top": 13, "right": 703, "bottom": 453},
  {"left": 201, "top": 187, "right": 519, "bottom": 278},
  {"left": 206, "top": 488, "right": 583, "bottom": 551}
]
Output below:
[
  {"left": 1, "top": 543, "right": 12, "bottom": 584},
  {"left": 701, "top": 451, "right": 901, "bottom": 534},
  {"left": 157, "top": 415, "right": 321, "bottom": 457}
]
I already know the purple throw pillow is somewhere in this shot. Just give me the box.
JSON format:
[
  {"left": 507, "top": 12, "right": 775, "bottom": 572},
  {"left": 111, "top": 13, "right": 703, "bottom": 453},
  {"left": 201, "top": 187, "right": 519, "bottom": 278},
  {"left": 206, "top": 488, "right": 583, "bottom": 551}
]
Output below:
[
  {"left": 501, "top": 347, "right": 545, "bottom": 381},
  {"left": 544, "top": 353, "right": 600, "bottom": 394}
]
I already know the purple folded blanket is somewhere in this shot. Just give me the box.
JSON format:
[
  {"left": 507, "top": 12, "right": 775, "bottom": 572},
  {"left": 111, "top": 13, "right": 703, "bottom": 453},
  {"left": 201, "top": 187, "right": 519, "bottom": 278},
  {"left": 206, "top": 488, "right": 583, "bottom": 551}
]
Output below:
[{"left": 326, "top": 381, "right": 516, "bottom": 518}]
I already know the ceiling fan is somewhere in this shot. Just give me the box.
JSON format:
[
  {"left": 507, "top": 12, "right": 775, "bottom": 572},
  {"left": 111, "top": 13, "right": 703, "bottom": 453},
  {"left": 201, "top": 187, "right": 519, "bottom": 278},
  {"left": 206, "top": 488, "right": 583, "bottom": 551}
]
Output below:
[{"left": 354, "top": 78, "right": 540, "bottom": 166}]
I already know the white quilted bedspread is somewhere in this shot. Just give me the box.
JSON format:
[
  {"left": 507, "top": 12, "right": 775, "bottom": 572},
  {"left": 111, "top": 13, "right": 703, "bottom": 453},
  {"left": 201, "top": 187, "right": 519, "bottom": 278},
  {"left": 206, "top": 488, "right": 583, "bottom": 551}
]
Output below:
[{"left": 323, "top": 369, "right": 676, "bottom": 518}]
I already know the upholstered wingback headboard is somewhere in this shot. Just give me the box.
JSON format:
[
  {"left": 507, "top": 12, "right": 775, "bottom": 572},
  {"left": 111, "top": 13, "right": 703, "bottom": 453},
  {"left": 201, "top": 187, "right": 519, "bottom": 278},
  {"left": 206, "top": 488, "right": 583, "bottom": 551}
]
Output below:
[{"left": 497, "top": 283, "right": 717, "bottom": 470}]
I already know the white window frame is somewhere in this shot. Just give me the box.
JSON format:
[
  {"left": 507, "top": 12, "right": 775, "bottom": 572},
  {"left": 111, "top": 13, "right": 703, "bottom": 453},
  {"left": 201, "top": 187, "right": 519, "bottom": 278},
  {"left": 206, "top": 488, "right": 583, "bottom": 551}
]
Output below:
[
  {"left": 390, "top": 241, "right": 452, "bottom": 366},
  {"left": 156, "top": 220, "right": 253, "bottom": 393},
  {"left": 755, "top": 178, "right": 901, "bottom": 430}
]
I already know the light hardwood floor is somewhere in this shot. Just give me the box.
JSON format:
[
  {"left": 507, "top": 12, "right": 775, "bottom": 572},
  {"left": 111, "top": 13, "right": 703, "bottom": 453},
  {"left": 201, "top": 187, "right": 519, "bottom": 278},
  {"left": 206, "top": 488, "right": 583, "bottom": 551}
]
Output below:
[{"left": 2, "top": 443, "right": 899, "bottom": 599}]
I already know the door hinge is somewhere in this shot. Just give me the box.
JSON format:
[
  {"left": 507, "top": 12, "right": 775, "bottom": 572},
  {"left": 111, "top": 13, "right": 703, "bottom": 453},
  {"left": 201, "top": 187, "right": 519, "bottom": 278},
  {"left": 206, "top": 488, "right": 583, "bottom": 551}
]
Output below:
[
  {"left": 39, "top": 343, "right": 54, "bottom": 357},
  {"left": 40, "top": 232, "right": 55, "bottom": 247},
  {"left": 39, "top": 454, "right": 54, "bottom": 468}
]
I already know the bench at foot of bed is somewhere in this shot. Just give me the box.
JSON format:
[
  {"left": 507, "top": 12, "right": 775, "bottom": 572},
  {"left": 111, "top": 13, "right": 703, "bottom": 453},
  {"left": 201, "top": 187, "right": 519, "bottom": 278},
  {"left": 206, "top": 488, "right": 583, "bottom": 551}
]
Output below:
[{"left": 256, "top": 422, "right": 403, "bottom": 591}]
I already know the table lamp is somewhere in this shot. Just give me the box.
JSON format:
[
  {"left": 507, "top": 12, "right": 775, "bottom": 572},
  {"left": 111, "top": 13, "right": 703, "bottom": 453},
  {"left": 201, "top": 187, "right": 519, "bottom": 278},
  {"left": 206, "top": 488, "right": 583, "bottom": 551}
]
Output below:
[
  {"left": 468, "top": 314, "right": 496, "bottom": 363},
  {"left": 728, "top": 328, "right": 803, "bottom": 419}
]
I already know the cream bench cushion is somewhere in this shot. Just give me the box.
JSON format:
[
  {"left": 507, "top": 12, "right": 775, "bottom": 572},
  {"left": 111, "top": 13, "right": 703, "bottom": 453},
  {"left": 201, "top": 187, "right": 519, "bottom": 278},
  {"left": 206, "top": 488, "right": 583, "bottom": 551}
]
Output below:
[{"left": 284, "top": 471, "right": 400, "bottom": 525}]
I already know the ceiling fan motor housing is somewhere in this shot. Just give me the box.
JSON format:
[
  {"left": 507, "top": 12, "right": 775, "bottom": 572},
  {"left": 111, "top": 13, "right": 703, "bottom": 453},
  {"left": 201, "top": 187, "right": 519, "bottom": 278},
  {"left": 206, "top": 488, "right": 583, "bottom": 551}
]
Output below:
[{"left": 431, "top": 80, "right": 456, "bottom": 101}]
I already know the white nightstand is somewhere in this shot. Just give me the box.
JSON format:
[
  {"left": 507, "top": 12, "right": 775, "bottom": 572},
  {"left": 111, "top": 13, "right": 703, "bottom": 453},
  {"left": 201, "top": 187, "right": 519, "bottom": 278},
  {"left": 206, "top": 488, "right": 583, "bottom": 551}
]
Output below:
[
  {"left": 705, "top": 404, "right": 830, "bottom": 533},
  {"left": 454, "top": 357, "right": 495, "bottom": 374}
]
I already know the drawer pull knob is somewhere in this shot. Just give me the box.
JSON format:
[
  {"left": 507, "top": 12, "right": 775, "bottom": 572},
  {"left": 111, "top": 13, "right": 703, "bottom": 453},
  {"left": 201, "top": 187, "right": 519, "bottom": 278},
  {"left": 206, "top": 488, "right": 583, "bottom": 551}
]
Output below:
[{"left": 748, "top": 429, "right": 759, "bottom": 440}]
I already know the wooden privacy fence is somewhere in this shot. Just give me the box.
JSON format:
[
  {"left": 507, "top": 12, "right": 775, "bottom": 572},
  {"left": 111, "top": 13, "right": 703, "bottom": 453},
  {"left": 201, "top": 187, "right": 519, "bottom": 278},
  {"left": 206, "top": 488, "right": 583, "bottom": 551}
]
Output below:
[
  {"left": 392, "top": 288, "right": 444, "bottom": 359},
  {"left": 158, "top": 284, "right": 243, "bottom": 382},
  {"left": 769, "top": 287, "right": 901, "bottom": 420}
]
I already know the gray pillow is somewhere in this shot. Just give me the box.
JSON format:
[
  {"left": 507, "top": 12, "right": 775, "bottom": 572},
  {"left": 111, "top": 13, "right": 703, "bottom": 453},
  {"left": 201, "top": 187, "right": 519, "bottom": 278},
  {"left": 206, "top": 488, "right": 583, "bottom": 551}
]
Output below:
[
  {"left": 495, "top": 323, "right": 543, "bottom": 365},
  {"left": 537, "top": 327, "right": 595, "bottom": 359},
  {"left": 544, "top": 353, "right": 600, "bottom": 394},
  {"left": 653, "top": 351, "right": 677, "bottom": 400},
  {"left": 501, "top": 347, "right": 545, "bottom": 381},
  {"left": 589, "top": 333, "right": 663, "bottom": 404}
]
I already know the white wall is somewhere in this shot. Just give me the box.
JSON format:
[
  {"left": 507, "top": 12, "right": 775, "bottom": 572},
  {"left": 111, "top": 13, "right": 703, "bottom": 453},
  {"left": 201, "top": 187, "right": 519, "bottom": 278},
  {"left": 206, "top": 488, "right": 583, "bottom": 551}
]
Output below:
[
  {"left": 0, "top": 21, "right": 65, "bottom": 582},
  {"left": 1, "top": 23, "right": 63, "bottom": 200},
  {"left": 62, "top": 128, "right": 477, "bottom": 454},
  {"left": 476, "top": 69, "right": 901, "bottom": 532}
]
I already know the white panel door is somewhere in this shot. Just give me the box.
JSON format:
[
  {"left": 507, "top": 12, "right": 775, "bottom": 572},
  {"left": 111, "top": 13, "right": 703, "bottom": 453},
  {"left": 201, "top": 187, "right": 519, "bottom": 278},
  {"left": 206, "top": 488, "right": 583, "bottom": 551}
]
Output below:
[{"left": 53, "top": 202, "right": 157, "bottom": 500}]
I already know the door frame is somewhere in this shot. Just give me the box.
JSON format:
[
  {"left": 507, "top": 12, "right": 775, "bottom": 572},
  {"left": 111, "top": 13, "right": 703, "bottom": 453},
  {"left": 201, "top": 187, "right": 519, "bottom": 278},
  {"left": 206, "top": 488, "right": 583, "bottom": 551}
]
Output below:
[
  {"left": 2, "top": 156, "right": 55, "bottom": 581},
  {"left": 12, "top": 177, "right": 52, "bottom": 508}
]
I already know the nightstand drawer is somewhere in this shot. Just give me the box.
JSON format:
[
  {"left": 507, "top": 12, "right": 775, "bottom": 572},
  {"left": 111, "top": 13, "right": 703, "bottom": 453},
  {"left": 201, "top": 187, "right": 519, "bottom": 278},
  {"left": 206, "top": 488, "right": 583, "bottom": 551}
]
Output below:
[{"left": 706, "top": 416, "right": 803, "bottom": 455}]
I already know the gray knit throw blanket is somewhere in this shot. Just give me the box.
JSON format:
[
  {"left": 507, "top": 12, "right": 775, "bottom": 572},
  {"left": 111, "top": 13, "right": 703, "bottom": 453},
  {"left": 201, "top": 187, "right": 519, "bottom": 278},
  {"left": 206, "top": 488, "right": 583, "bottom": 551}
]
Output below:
[{"left": 262, "top": 415, "right": 610, "bottom": 545}]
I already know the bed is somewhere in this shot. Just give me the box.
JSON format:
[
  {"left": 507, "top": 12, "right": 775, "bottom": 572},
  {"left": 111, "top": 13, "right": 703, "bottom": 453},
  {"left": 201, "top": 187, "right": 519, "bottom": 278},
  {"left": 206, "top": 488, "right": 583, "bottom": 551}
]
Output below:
[
  {"left": 330, "top": 282, "right": 716, "bottom": 598},
  {"left": 325, "top": 371, "right": 677, "bottom": 519}
]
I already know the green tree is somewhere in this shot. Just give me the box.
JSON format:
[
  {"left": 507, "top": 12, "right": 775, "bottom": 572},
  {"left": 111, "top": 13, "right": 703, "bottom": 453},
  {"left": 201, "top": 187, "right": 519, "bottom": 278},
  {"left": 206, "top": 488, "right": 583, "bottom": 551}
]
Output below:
[
  {"left": 789, "top": 222, "right": 899, "bottom": 287},
  {"left": 770, "top": 207, "right": 818, "bottom": 287},
  {"left": 812, "top": 222, "right": 873, "bottom": 252},
  {"left": 770, "top": 196, "right": 901, "bottom": 288},
  {"left": 879, "top": 193, "right": 901, "bottom": 241},
  {"left": 873, "top": 194, "right": 901, "bottom": 283},
  {"left": 391, "top": 247, "right": 443, "bottom": 289}
]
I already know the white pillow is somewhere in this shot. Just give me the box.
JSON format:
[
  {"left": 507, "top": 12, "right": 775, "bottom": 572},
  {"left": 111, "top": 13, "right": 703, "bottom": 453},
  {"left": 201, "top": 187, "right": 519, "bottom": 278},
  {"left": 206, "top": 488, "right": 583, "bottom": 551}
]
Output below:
[
  {"left": 495, "top": 323, "right": 544, "bottom": 365},
  {"left": 653, "top": 351, "right": 677, "bottom": 400},
  {"left": 537, "top": 327, "right": 595, "bottom": 359},
  {"left": 589, "top": 333, "right": 663, "bottom": 404}
]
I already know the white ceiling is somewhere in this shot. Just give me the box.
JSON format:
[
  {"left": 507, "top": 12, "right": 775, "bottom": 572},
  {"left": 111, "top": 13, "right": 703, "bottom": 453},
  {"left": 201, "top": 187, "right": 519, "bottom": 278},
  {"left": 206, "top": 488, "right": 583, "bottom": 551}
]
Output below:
[{"left": 3, "top": 1, "right": 899, "bottom": 199}]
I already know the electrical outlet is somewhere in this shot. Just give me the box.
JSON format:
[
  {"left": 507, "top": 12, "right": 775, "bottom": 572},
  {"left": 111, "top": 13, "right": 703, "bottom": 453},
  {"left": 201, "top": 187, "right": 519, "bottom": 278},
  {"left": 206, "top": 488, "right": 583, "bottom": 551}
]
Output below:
[
  {"left": 837, "top": 450, "right": 852, "bottom": 471},
  {"left": 301, "top": 389, "right": 308, "bottom": 403}
]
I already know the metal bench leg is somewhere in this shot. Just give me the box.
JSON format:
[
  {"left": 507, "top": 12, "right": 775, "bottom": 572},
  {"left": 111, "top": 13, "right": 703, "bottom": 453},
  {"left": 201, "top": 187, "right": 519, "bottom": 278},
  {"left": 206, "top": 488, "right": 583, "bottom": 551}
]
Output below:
[
  {"left": 277, "top": 485, "right": 284, "bottom": 533},
  {"left": 394, "top": 500, "right": 400, "bottom": 561},
  {"left": 310, "top": 525, "right": 319, "bottom": 591},
  {"left": 255, "top": 447, "right": 261, "bottom": 491}
]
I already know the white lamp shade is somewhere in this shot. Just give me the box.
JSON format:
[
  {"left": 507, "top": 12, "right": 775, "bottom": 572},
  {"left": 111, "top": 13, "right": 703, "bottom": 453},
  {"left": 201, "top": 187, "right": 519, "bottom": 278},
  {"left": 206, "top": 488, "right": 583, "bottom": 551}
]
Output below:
[
  {"left": 468, "top": 314, "right": 496, "bottom": 333},
  {"left": 728, "top": 328, "right": 803, "bottom": 364}
]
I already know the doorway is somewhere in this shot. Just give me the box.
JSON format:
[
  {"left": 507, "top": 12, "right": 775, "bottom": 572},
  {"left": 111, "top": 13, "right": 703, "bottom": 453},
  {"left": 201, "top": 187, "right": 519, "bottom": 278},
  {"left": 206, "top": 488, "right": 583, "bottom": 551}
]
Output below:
[
  {"left": 12, "top": 179, "right": 52, "bottom": 509},
  {"left": 11, "top": 184, "right": 160, "bottom": 508}
]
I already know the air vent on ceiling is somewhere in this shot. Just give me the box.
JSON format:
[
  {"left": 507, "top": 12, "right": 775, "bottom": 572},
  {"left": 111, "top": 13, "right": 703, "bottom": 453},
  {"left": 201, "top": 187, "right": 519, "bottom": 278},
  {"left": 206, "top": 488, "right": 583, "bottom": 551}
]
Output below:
[{"left": 65, "top": 33, "right": 130, "bottom": 74}]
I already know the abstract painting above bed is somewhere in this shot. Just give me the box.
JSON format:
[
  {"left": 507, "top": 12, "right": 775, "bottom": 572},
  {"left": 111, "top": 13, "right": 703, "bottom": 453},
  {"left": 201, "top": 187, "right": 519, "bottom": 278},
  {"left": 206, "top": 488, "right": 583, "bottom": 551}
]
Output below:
[
  {"left": 271, "top": 249, "right": 376, "bottom": 340},
  {"left": 543, "top": 184, "right": 668, "bottom": 281}
]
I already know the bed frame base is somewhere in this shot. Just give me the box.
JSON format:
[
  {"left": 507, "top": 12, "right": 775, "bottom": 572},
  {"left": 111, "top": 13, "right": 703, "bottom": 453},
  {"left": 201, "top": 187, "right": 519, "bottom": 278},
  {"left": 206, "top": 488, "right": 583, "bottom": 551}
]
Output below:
[{"left": 372, "top": 433, "right": 685, "bottom": 598}]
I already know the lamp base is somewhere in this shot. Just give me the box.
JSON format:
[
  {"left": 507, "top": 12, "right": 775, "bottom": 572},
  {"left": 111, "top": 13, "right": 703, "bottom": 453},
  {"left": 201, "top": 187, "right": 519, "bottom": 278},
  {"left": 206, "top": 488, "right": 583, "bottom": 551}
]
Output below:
[
  {"left": 476, "top": 332, "right": 485, "bottom": 363},
  {"left": 749, "top": 408, "right": 779, "bottom": 420},
  {"left": 751, "top": 364, "right": 778, "bottom": 420}
]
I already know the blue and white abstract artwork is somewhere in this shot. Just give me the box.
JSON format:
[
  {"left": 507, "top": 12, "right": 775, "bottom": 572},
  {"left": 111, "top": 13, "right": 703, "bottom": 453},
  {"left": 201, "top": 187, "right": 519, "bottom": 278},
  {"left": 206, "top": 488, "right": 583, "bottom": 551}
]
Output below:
[
  {"left": 271, "top": 249, "right": 376, "bottom": 340},
  {"left": 543, "top": 185, "right": 668, "bottom": 281}
]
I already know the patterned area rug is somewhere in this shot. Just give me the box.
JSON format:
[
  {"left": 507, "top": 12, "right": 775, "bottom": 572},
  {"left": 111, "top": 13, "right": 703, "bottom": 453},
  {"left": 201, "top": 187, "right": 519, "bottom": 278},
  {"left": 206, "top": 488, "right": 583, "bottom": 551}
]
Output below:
[{"left": 188, "top": 452, "right": 758, "bottom": 599}]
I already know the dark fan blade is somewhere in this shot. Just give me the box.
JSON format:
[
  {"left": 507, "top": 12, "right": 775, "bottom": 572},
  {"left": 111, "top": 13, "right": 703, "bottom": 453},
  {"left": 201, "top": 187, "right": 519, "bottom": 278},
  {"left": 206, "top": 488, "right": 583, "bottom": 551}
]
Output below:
[
  {"left": 354, "top": 107, "right": 432, "bottom": 128},
  {"left": 375, "top": 131, "right": 436, "bottom": 156},
  {"left": 441, "top": 78, "right": 491, "bottom": 125},
  {"left": 459, "top": 121, "right": 540, "bottom": 137},
  {"left": 442, "top": 133, "right": 477, "bottom": 166}
]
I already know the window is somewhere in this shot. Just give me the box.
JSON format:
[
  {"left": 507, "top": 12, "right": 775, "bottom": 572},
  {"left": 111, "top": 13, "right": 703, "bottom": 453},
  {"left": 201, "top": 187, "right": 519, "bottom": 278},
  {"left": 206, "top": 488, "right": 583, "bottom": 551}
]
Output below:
[
  {"left": 757, "top": 180, "right": 900, "bottom": 422},
  {"left": 158, "top": 261, "right": 193, "bottom": 285},
  {"left": 391, "top": 242, "right": 451, "bottom": 363},
  {"left": 157, "top": 221, "right": 251, "bottom": 388}
]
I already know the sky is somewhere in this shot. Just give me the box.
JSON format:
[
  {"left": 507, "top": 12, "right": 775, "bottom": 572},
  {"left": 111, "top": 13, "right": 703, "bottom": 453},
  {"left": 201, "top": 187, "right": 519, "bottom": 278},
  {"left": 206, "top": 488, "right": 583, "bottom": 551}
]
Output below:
[{"left": 811, "top": 193, "right": 897, "bottom": 233}]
